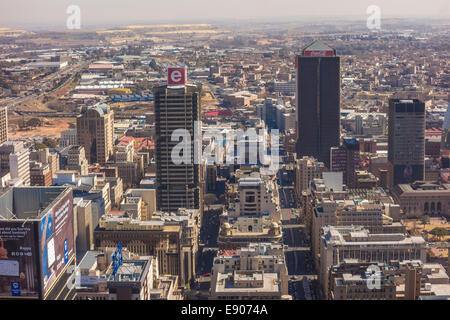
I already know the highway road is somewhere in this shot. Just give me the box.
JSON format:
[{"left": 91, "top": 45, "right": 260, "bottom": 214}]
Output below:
[{"left": 2, "top": 60, "right": 91, "bottom": 113}]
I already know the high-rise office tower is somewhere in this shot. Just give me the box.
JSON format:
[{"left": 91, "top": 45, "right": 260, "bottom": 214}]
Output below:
[
  {"left": 388, "top": 99, "right": 425, "bottom": 188},
  {"left": 330, "top": 138, "right": 362, "bottom": 188},
  {"left": 76, "top": 103, "right": 114, "bottom": 165},
  {"left": 0, "top": 107, "right": 8, "bottom": 145},
  {"left": 295, "top": 40, "right": 340, "bottom": 169},
  {"left": 153, "top": 68, "right": 203, "bottom": 212}
]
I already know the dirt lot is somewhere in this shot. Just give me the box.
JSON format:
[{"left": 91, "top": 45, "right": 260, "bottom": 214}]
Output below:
[{"left": 8, "top": 117, "right": 76, "bottom": 140}]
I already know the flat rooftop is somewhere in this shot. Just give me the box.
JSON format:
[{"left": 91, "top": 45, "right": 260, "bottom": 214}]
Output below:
[
  {"left": 215, "top": 272, "right": 281, "bottom": 294},
  {"left": 106, "top": 259, "right": 149, "bottom": 283},
  {"left": 0, "top": 187, "right": 70, "bottom": 220}
]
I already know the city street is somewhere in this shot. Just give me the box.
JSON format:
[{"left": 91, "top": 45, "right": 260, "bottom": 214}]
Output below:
[
  {"left": 282, "top": 222, "right": 318, "bottom": 299},
  {"left": 192, "top": 207, "right": 222, "bottom": 299}
]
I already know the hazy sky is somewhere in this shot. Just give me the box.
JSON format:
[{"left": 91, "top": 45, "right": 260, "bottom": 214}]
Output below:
[{"left": 1, "top": 0, "right": 449, "bottom": 29}]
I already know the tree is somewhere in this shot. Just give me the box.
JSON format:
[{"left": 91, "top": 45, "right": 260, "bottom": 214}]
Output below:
[
  {"left": 421, "top": 215, "right": 430, "bottom": 225},
  {"left": 26, "top": 118, "right": 41, "bottom": 128},
  {"left": 430, "top": 227, "right": 448, "bottom": 241},
  {"left": 34, "top": 142, "right": 47, "bottom": 150},
  {"left": 42, "top": 137, "right": 58, "bottom": 148}
]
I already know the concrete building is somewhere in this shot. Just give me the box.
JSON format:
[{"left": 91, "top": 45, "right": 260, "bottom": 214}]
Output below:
[
  {"left": 153, "top": 83, "right": 203, "bottom": 212},
  {"left": 440, "top": 97, "right": 450, "bottom": 152},
  {"left": 152, "top": 208, "right": 201, "bottom": 284},
  {"left": 219, "top": 170, "right": 282, "bottom": 250},
  {"left": 75, "top": 248, "right": 183, "bottom": 300},
  {"left": 319, "top": 226, "right": 427, "bottom": 297},
  {"left": 273, "top": 80, "right": 296, "bottom": 95},
  {"left": 210, "top": 243, "right": 291, "bottom": 300},
  {"left": 391, "top": 181, "right": 450, "bottom": 218},
  {"left": 123, "top": 188, "right": 156, "bottom": 220},
  {"left": 295, "top": 156, "right": 325, "bottom": 200},
  {"left": 73, "top": 198, "right": 94, "bottom": 258},
  {"left": 330, "top": 138, "right": 362, "bottom": 188},
  {"left": 116, "top": 161, "right": 141, "bottom": 186},
  {"left": 96, "top": 176, "right": 123, "bottom": 208},
  {"left": 405, "top": 262, "right": 422, "bottom": 300},
  {"left": 355, "top": 170, "right": 379, "bottom": 189},
  {"left": 218, "top": 218, "right": 282, "bottom": 250},
  {"left": 227, "top": 172, "right": 279, "bottom": 218},
  {"left": 75, "top": 249, "right": 157, "bottom": 300},
  {"left": 77, "top": 103, "right": 114, "bottom": 164},
  {"left": 308, "top": 175, "right": 404, "bottom": 267},
  {"left": 30, "top": 148, "right": 59, "bottom": 176},
  {"left": 311, "top": 199, "right": 404, "bottom": 268},
  {"left": 94, "top": 212, "right": 192, "bottom": 285},
  {"left": 353, "top": 113, "right": 387, "bottom": 136},
  {"left": 329, "top": 259, "right": 450, "bottom": 300},
  {"left": 77, "top": 175, "right": 112, "bottom": 218},
  {"left": 223, "top": 91, "right": 258, "bottom": 108},
  {"left": 60, "top": 129, "right": 77, "bottom": 148},
  {"left": 30, "top": 162, "right": 52, "bottom": 186},
  {"left": 120, "top": 193, "right": 143, "bottom": 219},
  {"left": 332, "top": 272, "right": 396, "bottom": 300},
  {"left": 388, "top": 99, "right": 425, "bottom": 188},
  {"left": 115, "top": 140, "right": 134, "bottom": 162},
  {"left": 0, "top": 141, "right": 30, "bottom": 186},
  {"left": 329, "top": 260, "right": 397, "bottom": 300},
  {"left": 64, "top": 145, "right": 89, "bottom": 176}
]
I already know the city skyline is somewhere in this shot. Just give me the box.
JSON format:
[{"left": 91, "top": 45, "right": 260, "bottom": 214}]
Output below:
[
  {"left": 0, "top": 1, "right": 449, "bottom": 304},
  {"left": 1, "top": 0, "right": 450, "bottom": 30}
]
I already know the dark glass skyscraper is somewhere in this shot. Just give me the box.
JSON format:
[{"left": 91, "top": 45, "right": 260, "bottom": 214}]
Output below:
[
  {"left": 388, "top": 99, "right": 425, "bottom": 188},
  {"left": 295, "top": 40, "right": 340, "bottom": 169}
]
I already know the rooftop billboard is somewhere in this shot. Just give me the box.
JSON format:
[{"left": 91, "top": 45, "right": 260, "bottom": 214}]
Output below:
[
  {"left": 40, "top": 190, "right": 74, "bottom": 298},
  {"left": 0, "top": 221, "right": 40, "bottom": 298}
]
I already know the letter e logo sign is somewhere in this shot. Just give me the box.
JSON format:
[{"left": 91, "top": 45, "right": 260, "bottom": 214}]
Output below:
[{"left": 168, "top": 67, "right": 186, "bottom": 85}]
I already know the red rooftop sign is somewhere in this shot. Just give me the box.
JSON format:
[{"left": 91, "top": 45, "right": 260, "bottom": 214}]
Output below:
[
  {"left": 303, "top": 50, "right": 334, "bottom": 57},
  {"left": 168, "top": 67, "right": 186, "bottom": 85}
]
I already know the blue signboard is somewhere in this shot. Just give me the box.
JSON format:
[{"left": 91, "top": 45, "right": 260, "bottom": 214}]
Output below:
[
  {"left": 64, "top": 239, "right": 69, "bottom": 264},
  {"left": 112, "top": 242, "right": 123, "bottom": 276},
  {"left": 11, "top": 282, "right": 20, "bottom": 296}
]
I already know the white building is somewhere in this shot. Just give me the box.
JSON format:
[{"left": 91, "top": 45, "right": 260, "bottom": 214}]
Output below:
[
  {"left": 319, "top": 225, "right": 427, "bottom": 296},
  {"left": 210, "top": 243, "right": 291, "bottom": 300},
  {"left": 0, "top": 141, "right": 30, "bottom": 186},
  {"left": 228, "top": 172, "right": 278, "bottom": 218},
  {"left": 60, "top": 129, "right": 78, "bottom": 147}
]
